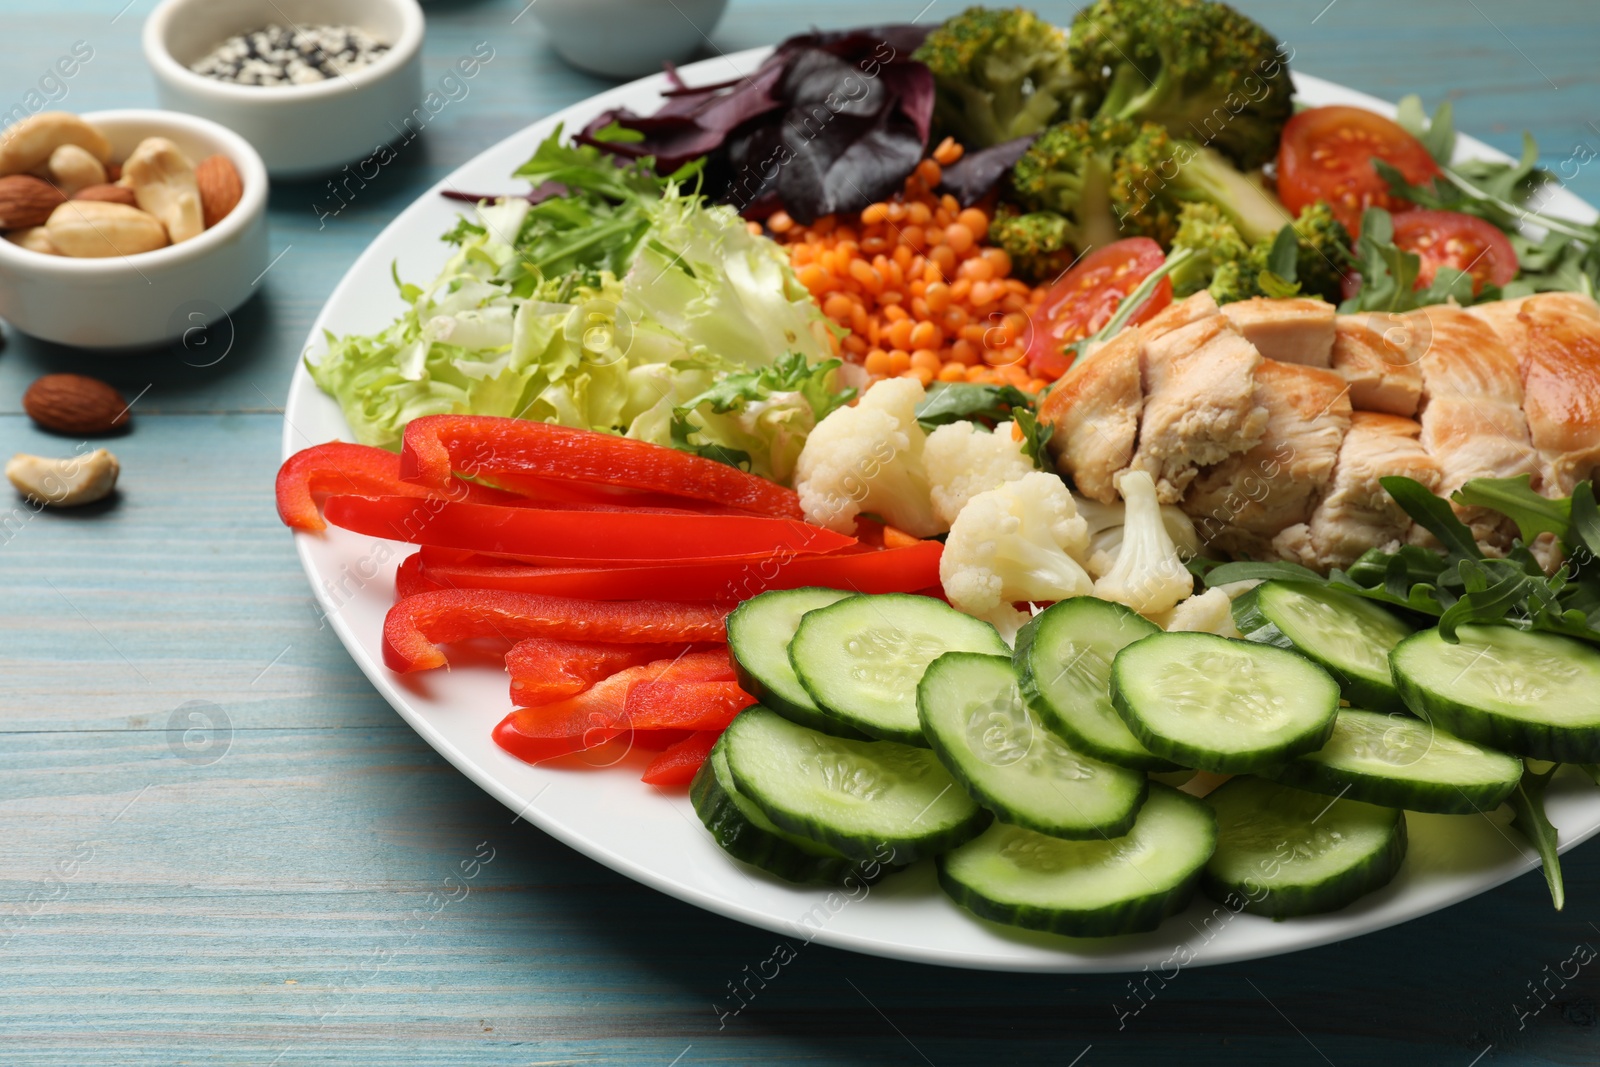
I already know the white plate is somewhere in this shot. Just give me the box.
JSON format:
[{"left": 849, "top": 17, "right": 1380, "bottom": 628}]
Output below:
[{"left": 285, "top": 49, "right": 1600, "bottom": 973}]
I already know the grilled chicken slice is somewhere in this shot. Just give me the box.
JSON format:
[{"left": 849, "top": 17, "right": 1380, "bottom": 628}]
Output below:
[
  {"left": 1039, "top": 327, "right": 1143, "bottom": 504},
  {"left": 1182, "top": 360, "right": 1352, "bottom": 558},
  {"left": 1329, "top": 312, "right": 1422, "bottom": 416},
  {"left": 1220, "top": 297, "right": 1336, "bottom": 367},
  {"left": 1273, "top": 412, "right": 1441, "bottom": 570},
  {"left": 1473, "top": 293, "right": 1600, "bottom": 495},
  {"left": 1041, "top": 292, "right": 1224, "bottom": 504},
  {"left": 1405, "top": 304, "right": 1536, "bottom": 548},
  {"left": 1141, "top": 290, "right": 1220, "bottom": 340}
]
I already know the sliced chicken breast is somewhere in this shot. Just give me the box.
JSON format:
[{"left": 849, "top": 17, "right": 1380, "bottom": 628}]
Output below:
[
  {"left": 1040, "top": 326, "right": 1143, "bottom": 504},
  {"left": 1181, "top": 360, "right": 1352, "bottom": 559},
  {"left": 1473, "top": 292, "right": 1600, "bottom": 495},
  {"left": 1273, "top": 412, "right": 1441, "bottom": 570},
  {"left": 1405, "top": 304, "right": 1536, "bottom": 548},
  {"left": 1130, "top": 315, "right": 1271, "bottom": 504},
  {"left": 1220, "top": 297, "right": 1335, "bottom": 367},
  {"left": 1329, "top": 312, "right": 1422, "bottom": 416},
  {"left": 1141, "top": 290, "right": 1220, "bottom": 340}
]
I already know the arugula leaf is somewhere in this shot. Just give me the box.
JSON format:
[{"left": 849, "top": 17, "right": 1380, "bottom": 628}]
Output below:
[
  {"left": 1382, "top": 476, "right": 1484, "bottom": 558},
  {"left": 1257, "top": 224, "right": 1303, "bottom": 298},
  {"left": 915, "top": 382, "right": 1031, "bottom": 430},
  {"left": 1204, "top": 560, "right": 1326, "bottom": 586},
  {"left": 1453, "top": 475, "right": 1572, "bottom": 544},
  {"left": 1508, "top": 760, "right": 1565, "bottom": 911},
  {"left": 1569, "top": 483, "right": 1600, "bottom": 563},
  {"left": 1394, "top": 94, "right": 1457, "bottom": 166},
  {"left": 1012, "top": 408, "right": 1053, "bottom": 471},
  {"left": 668, "top": 412, "right": 753, "bottom": 470}
]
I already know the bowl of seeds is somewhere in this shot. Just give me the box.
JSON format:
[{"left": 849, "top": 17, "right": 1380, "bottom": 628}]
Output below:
[{"left": 142, "top": 0, "right": 424, "bottom": 178}]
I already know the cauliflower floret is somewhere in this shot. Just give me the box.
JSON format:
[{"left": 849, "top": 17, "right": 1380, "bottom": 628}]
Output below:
[
  {"left": 940, "top": 472, "right": 1093, "bottom": 640},
  {"left": 1152, "top": 587, "right": 1241, "bottom": 637},
  {"left": 794, "top": 377, "right": 942, "bottom": 536},
  {"left": 924, "top": 420, "right": 1035, "bottom": 526},
  {"left": 1093, "top": 469, "right": 1194, "bottom": 616},
  {"left": 1084, "top": 503, "right": 1203, "bottom": 579}
]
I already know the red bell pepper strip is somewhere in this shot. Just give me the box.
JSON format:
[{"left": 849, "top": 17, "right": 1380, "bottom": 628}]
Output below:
[
  {"left": 631, "top": 729, "right": 696, "bottom": 752},
  {"left": 413, "top": 540, "right": 944, "bottom": 601},
  {"left": 400, "top": 414, "right": 804, "bottom": 519},
  {"left": 394, "top": 552, "right": 440, "bottom": 598},
  {"left": 323, "top": 495, "right": 853, "bottom": 561},
  {"left": 624, "top": 680, "right": 753, "bottom": 731},
  {"left": 276, "top": 441, "right": 517, "bottom": 532},
  {"left": 492, "top": 650, "right": 735, "bottom": 762},
  {"left": 473, "top": 471, "right": 755, "bottom": 515},
  {"left": 641, "top": 730, "right": 722, "bottom": 786},
  {"left": 506, "top": 637, "right": 701, "bottom": 707},
  {"left": 383, "top": 589, "right": 728, "bottom": 672}
]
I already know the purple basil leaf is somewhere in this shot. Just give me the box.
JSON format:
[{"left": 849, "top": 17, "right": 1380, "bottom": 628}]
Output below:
[
  {"left": 938, "top": 134, "right": 1039, "bottom": 206},
  {"left": 782, "top": 24, "right": 931, "bottom": 59},
  {"left": 876, "top": 60, "right": 933, "bottom": 145},
  {"left": 441, "top": 181, "right": 569, "bottom": 205},
  {"left": 782, "top": 47, "right": 889, "bottom": 120},
  {"left": 780, "top": 112, "right": 924, "bottom": 223}
]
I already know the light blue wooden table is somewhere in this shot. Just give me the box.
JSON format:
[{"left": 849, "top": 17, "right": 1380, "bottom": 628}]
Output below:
[{"left": 3, "top": 1, "right": 1599, "bottom": 1063}]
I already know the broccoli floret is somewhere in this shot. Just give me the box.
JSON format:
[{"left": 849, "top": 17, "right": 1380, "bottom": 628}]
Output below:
[
  {"left": 915, "top": 7, "right": 1076, "bottom": 149},
  {"left": 1008, "top": 117, "right": 1180, "bottom": 248},
  {"left": 1261, "top": 201, "right": 1355, "bottom": 303},
  {"left": 988, "top": 205, "right": 1078, "bottom": 284},
  {"left": 1010, "top": 118, "right": 1289, "bottom": 252},
  {"left": 1167, "top": 202, "right": 1250, "bottom": 297},
  {"left": 1065, "top": 0, "right": 1294, "bottom": 171}
]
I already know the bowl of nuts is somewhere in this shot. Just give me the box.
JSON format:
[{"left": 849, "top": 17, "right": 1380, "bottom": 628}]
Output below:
[
  {"left": 0, "top": 109, "right": 269, "bottom": 350},
  {"left": 142, "top": 0, "right": 425, "bottom": 178}
]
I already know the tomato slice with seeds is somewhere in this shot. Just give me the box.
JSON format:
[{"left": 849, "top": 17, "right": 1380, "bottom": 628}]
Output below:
[
  {"left": 1391, "top": 209, "right": 1519, "bottom": 294},
  {"left": 1277, "top": 106, "right": 1441, "bottom": 233},
  {"left": 1025, "top": 238, "right": 1171, "bottom": 379}
]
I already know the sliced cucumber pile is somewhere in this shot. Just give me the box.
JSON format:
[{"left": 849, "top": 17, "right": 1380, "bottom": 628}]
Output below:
[
  {"left": 727, "top": 587, "right": 867, "bottom": 738},
  {"left": 1110, "top": 632, "right": 1340, "bottom": 773},
  {"left": 1013, "top": 597, "right": 1177, "bottom": 770},
  {"left": 918, "top": 652, "right": 1148, "bottom": 839},
  {"left": 1265, "top": 708, "right": 1522, "bottom": 814},
  {"left": 1203, "top": 776, "right": 1407, "bottom": 918},
  {"left": 1234, "top": 580, "right": 1413, "bottom": 712},
  {"left": 790, "top": 593, "right": 1008, "bottom": 743},
  {"left": 721, "top": 706, "right": 990, "bottom": 864},
  {"left": 1391, "top": 625, "right": 1600, "bottom": 763},
  {"left": 691, "top": 744, "right": 890, "bottom": 885},
  {"left": 938, "top": 784, "right": 1216, "bottom": 938}
]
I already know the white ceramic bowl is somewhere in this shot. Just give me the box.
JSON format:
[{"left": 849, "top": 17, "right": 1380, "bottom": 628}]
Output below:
[
  {"left": 0, "top": 109, "right": 269, "bottom": 350},
  {"left": 531, "top": 0, "right": 729, "bottom": 79},
  {"left": 142, "top": 0, "right": 425, "bottom": 178}
]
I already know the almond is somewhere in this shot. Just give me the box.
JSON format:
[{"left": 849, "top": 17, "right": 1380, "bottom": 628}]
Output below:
[
  {"left": 22, "top": 374, "right": 132, "bottom": 435},
  {"left": 0, "top": 173, "right": 67, "bottom": 229},
  {"left": 105, "top": 162, "right": 121, "bottom": 183},
  {"left": 195, "top": 154, "right": 242, "bottom": 229},
  {"left": 72, "top": 182, "right": 138, "bottom": 207}
]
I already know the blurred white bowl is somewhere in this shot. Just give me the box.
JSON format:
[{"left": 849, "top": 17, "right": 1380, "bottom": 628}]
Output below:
[
  {"left": 0, "top": 109, "right": 269, "bottom": 350},
  {"left": 531, "top": 0, "right": 729, "bottom": 79},
  {"left": 142, "top": 0, "right": 425, "bottom": 178}
]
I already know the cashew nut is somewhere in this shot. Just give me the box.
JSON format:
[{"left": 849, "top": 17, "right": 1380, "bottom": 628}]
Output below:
[
  {"left": 122, "top": 137, "right": 204, "bottom": 244},
  {"left": 0, "top": 112, "right": 111, "bottom": 177},
  {"left": 47, "top": 143, "right": 107, "bottom": 195},
  {"left": 5, "top": 226, "right": 58, "bottom": 255},
  {"left": 6, "top": 449, "right": 120, "bottom": 507},
  {"left": 46, "top": 200, "right": 169, "bottom": 258}
]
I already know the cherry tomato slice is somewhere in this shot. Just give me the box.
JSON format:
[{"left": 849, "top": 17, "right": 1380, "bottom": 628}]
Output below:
[
  {"left": 1025, "top": 237, "right": 1171, "bottom": 379},
  {"left": 1277, "top": 106, "right": 1441, "bottom": 233},
  {"left": 1391, "top": 209, "right": 1519, "bottom": 294}
]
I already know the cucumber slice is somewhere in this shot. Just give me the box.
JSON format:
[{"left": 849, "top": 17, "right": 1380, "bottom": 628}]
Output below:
[
  {"left": 937, "top": 784, "right": 1216, "bottom": 938},
  {"left": 1390, "top": 625, "right": 1600, "bottom": 763},
  {"left": 1264, "top": 708, "right": 1522, "bottom": 814},
  {"left": 721, "top": 706, "right": 989, "bottom": 864},
  {"left": 1111, "top": 632, "right": 1340, "bottom": 773},
  {"left": 1202, "top": 776, "right": 1406, "bottom": 918},
  {"left": 1234, "top": 580, "right": 1413, "bottom": 712},
  {"left": 692, "top": 743, "right": 891, "bottom": 885},
  {"left": 790, "top": 593, "right": 1008, "bottom": 743},
  {"left": 1013, "top": 598, "right": 1178, "bottom": 771},
  {"left": 727, "top": 588, "right": 868, "bottom": 738},
  {"left": 917, "top": 652, "right": 1149, "bottom": 839}
]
